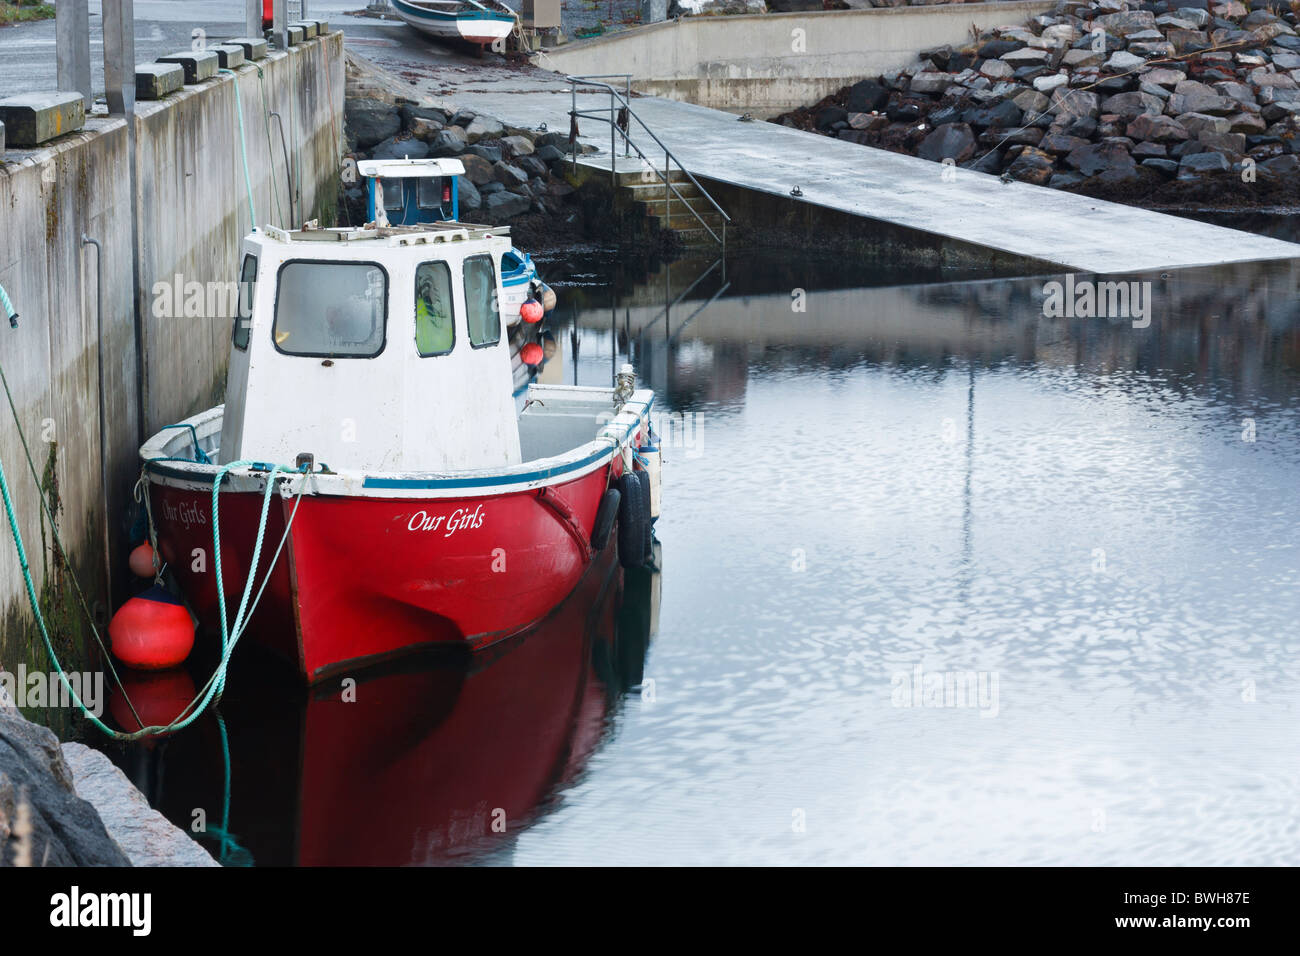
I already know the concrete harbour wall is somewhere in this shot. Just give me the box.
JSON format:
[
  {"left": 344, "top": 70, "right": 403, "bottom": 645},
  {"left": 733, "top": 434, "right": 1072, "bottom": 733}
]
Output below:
[
  {"left": 538, "top": 2, "right": 1056, "bottom": 115},
  {"left": 0, "top": 31, "right": 344, "bottom": 680}
]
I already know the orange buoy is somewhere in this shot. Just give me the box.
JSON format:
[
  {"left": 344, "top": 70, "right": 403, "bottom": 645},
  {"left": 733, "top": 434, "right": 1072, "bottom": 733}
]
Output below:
[
  {"left": 521, "top": 342, "right": 544, "bottom": 366},
  {"left": 108, "top": 585, "right": 195, "bottom": 670},
  {"left": 128, "top": 542, "right": 156, "bottom": 578},
  {"left": 108, "top": 667, "right": 197, "bottom": 736},
  {"left": 520, "top": 298, "right": 544, "bottom": 324}
]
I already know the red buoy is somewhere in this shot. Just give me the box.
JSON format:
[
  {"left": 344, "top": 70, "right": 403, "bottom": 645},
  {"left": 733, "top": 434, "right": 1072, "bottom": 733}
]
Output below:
[
  {"left": 108, "top": 585, "right": 195, "bottom": 670},
  {"left": 520, "top": 298, "right": 544, "bottom": 324},
  {"left": 521, "top": 342, "right": 544, "bottom": 366},
  {"left": 109, "top": 667, "right": 197, "bottom": 736},
  {"left": 128, "top": 542, "right": 156, "bottom": 578}
]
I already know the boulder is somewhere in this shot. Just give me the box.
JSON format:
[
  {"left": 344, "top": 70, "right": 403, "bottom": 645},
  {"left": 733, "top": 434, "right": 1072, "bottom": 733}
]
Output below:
[
  {"left": 1050, "top": 87, "right": 1100, "bottom": 118},
  {"left": 1178, "top": 150, "right": 1232, "bottom": 177},
  {"left": 345, "top": 97, "right": 400, "bottom": 150},
  {"left": 908, "top": 72, "right": 956, "bottom": 96},
  {"left": 483, "top": 190, "right": 530, "bottom": 220},
  {"left": 1177, "top": 111, "right": 1232, "bottom": 136},
  {"left": 1101, "top": 91, "right": 1165, "bottom": 118},
  {"left": 457, "top": 176, "right": 482, "bottom": 212},
  {"left": 1106, "top": 51, "right": 1147, "bottom": 72},
  {"left": 464, "top": 114, "right": 504, "bottom": 143},
  {"left": 1169, "top": 79, "right": 1239, "bottom": 115},
  {"left": 963, "top": 98, "right": 1024, "bottom": 128},
  {"left": 846, "top": 78, "right": 890, "bottom": 112},
  {"left": 466, "top": 142, "right": 503, "bottom": 163},
  {"left": 1005, "top": 146, "right": 1056, "bottom": 184},
  {"left": 370, "top": 135, "right": 429, "bottom": 161},
  {"left": 493, "top": 161, "right": 529, "bottom": 187},
  {"left": 429, "top": 125, "right": 469, "bottom": 157},
  {"left": 0, "top": 705, "right": 131, "bottom": 866},
  {"left": 1065, "top": 140, "right": 1138, "bottom": 175},
  {"left": 1127, "top": 113, "right": 1191, "bottom": 141},
  {"left": 499, "top": 134, "right": 535, "bottom": 156},
  {"left": 1094, "top": 11, "right": 1159, "bottom": 36},
  {"left": 457, "top": 153, "right": 495, "bottom": 185},
  {"left": 917, "top": 122, "right": 977, "bottom": 162}
]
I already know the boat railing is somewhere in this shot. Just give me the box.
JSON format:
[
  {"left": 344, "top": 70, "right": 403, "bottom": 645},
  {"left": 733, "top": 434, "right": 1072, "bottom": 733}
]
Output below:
[{"left": 566, "top": 74, "right": 730, "bottom": 251}]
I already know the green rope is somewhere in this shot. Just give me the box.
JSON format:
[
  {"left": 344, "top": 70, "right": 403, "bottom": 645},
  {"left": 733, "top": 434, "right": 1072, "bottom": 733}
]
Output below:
[
  {"left": 255, "top": 66, "right": 285, "bottom": 229},
  {"left": 221, "top": 68, "right": 257, "bottom": 231}
]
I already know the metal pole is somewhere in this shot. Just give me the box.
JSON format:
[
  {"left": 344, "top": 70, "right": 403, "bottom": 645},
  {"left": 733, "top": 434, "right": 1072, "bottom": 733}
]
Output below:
[
  {"left": 246, "top": 0, "right": 263, "bottom": 38},
  {"left": 56, "top": 0, "right": 92, "bottom": 112},
  {"left": 609, "top": 91, "right": 615, "bottom": 191}
]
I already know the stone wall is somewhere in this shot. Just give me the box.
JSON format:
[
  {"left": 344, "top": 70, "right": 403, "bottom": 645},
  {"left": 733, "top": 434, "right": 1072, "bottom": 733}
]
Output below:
[{"left": 0, "top": 32, "right": 344, "bottom": 680}]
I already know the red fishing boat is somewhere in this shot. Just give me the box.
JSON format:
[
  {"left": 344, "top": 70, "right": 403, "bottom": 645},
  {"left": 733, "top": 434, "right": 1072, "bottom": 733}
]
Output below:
[{"left": 138, "top": 219, "right": 660, "bottom": 683}]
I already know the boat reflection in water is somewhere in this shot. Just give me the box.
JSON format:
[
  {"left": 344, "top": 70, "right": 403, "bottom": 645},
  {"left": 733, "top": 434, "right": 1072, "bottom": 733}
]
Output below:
[{"left": 110, "top": 540, "right": 661, "bottom": 866}]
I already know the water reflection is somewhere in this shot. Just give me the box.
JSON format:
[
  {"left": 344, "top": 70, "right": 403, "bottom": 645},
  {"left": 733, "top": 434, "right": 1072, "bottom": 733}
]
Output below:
[
  {"left": 110, "top": 544, "right": 662, "bottom": 866},
  {"left": 517, "top": 250, "right": 1300, "bottom": 866}
]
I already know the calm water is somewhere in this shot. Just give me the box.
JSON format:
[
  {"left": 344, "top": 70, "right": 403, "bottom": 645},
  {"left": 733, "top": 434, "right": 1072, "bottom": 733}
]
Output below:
[{"left": 107, "top": 251, "right": 1300, "bottom": 865}]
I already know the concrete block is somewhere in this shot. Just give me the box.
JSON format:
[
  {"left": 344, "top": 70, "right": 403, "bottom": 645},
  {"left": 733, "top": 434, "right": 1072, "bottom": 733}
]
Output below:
[
  {"left": 0, "top": 120, "right": 4, "bottom": 153},
  {"left": 287, "top": 25, "right": 305, "bottom": 46},
  {"left": 0, "top": 92, "right": 85, "bottom": 147},
  {"left": 291, "top": 20, "right": 317, "bottom": 39},
  {"left": 310, "top": 18, "right": 331, "bottom": 35},
  {"left": 211, "top": 44, "right": 247, "bottom": 69},
  {"left": 156, "top": 50, "right": 219, "bottom": 84},
  {"left": 135, "top": 63, "right": 185, "bottom": 100},
  {"left": 228, "top": 37, "right": 269, "bottom": 61}
]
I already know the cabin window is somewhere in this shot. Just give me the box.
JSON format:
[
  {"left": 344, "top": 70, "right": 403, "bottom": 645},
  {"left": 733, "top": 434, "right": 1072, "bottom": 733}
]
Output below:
[
  {"left": 463, "top": 254, "right": 500, "bottom": 348},
  {"left": 273, "top": 261, "right": 387, "bottom": 358},
  {"left": 417, "top": 176, "right": 448, "bottom": 211},
  {"left": 233, "top": 254, "right": 257, "bottom": 351},
  {"left": 414, "top": 261, "right": 455, "bottom": 356},
  {"left": 380, "top": 178, "right": 404, "bottom": 212}
]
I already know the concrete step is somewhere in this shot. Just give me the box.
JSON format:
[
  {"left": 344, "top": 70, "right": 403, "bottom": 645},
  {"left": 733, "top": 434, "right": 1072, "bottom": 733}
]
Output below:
[
  {"left": 623, "top": 181, "right": 703, "bottom": 202},
  {"left": 636, "top": 195, "right": 720, "bottom": 217},
  {"left": 647, "top": 210, "right": 727, "bottom": 234}
]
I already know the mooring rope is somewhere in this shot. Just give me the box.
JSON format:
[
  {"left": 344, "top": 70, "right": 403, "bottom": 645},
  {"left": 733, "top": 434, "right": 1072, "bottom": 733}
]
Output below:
[
  {"left": 0, "top": 346, "right": 309, "bottom": 739},
  {"left": 221, "top": 67, "right": 259, "bottom": 231}
]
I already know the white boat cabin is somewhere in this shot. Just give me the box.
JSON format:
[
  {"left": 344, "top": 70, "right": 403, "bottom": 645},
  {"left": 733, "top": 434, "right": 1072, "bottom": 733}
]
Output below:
[{"left": 220, "top": 222, "right": 523, "bottom": 473}]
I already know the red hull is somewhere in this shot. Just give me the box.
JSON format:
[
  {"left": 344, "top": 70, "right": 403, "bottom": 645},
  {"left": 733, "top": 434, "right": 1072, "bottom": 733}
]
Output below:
[{"left": 149, "top": 463, "right": 620, "bottom": 682}]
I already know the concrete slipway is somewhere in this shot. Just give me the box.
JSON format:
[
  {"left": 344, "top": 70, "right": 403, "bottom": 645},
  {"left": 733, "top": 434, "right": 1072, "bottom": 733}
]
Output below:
[{"left": 448, "top": 76, "right": 1300, "bottom": 274}]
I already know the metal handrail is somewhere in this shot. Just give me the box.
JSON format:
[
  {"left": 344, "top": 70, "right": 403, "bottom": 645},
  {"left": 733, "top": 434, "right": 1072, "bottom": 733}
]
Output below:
[{"left": 566, "top": 74, "right": 729, "bottom": 250}]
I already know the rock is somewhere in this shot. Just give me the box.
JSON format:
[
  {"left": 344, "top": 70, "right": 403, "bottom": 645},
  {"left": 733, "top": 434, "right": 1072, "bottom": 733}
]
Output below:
[
  {"left": 465, "top": 142, "right": 503, "bottom": 164},
  {"left": 917, "top": 122, "right": 977, "bottom": 162},
  {"left": 516, "top": 155, "right": 548, "bottom": 178},
  {"left": 1094, "top": 10, "right": 1159, "bottom": 36},
  {"left": 979, "top": 59, "right": 1016, "bottom": 80},
  {"left": 483, "top": 190, "right": 530, "bottom": 219},
  {"left": 399, "top": 103, "right": 448, "bottom": 130},
  {"left": 449, "top": 109, "right": 476, "bottom": 127},
  {"left": 1142, "top": 157, "right": 1182, "bottom": 175},
  {"left": 1062, "top": 48, "right": 1105, "bottom": 69},
  {"left": 370, "top": 135, "right": 429, "bottom": 161},
  {"left": 1050, "top": 87, "right": 1100, "bottom": 118},
  {"left": 1049, "top": 171, "right": 1088, "bottom": 188},
  {"left": 1035, "top": 73, "right": 1071, "bottom": 93},
  {"left": 1013, "top": 88, "right": 1051, "bottom": 117},
  {"left": 979, "top": 39, "right": 1025, "bottom": 59},
  {"left": 816, "top": 106, "right": 849, "bottom": 130},
  {"left": 0, "top": 704, "right": 131, "bottom": 866},
  {"left": 1198, "top": 130, "right": 1247, "bottom": 153},
  {"left": 1065, "top": 140, "right": 1138, "bottom": 175},
  {"left": 846, "top": 78, "right": 890, "bottom": 112},
  {"left": 1005, "top": 146, "right": 1056, "bottom": 184},
  {"left": 1106, "top": 51, "right": 1147, "bottom": 72},
  {"left": 457, "top": 153, "right": 495, "bottom": 185},
  {"left": 1178, "top": 150, "right": 1232, "bottom": 177},
  {"left": 457, "top": 176, "right": 482, "bottom": 212},
  {"left": 1144, "top": 68, "right": 1187, "bottom": 88},
  {"left": 534, "top": 144, "right": 566, "bottom": 165},
  {"left": 429, "top": 125, "right": 469, "bottom": 157},
  {"left": 1039, "top": 131, "right": 1091, "bottom": 154},
  {"left": 409, "top": 117, "right": 444, "bottom": 142},
  {"left": 479, "top": 181, "right": 505, "bottom": 196},
  {"left": 1259, "top": 152, "right": 1300, "bottom": 174},
  {"left": 1170, "top": 79, "right": 1239, "bottom": 115},
  {"left": 499, "top": 134, "right": 535, "bottom": 156},
  {"left": 1101, "top": 91, "right": 1165, "bottom": 118},
  {"left": 464, "top": 114, "right": 504, "bottom": 143},
  {"left": 493, "top": 161, "right": 528, "bottom": 188},
  {"left": 1003, "top": 48, "right": 1051, "bottom": 66},
  {"left": 1177, "top": 111, "right": 1232, "bottom": 136},
  {"left": 1133, "top": 140, "right": 1168, "bottom": 157},
  {"left": 1226, "top": 111, "right": 1268, "bottom": 133},
  {"left": 62, "top": 744, "right": 217, "bottom": 867},
  {"left": 345, "top": 97, "right": 400, "bottom": 150},
  {"left": 1128, "top": 113, "right": 1191, "bottom": 141},
  {"left": 963, "top": 98, "right": 1024, "bottom": 128},
  {"left": 908, "top": 72, "right": 956, "bottom": 95}
]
